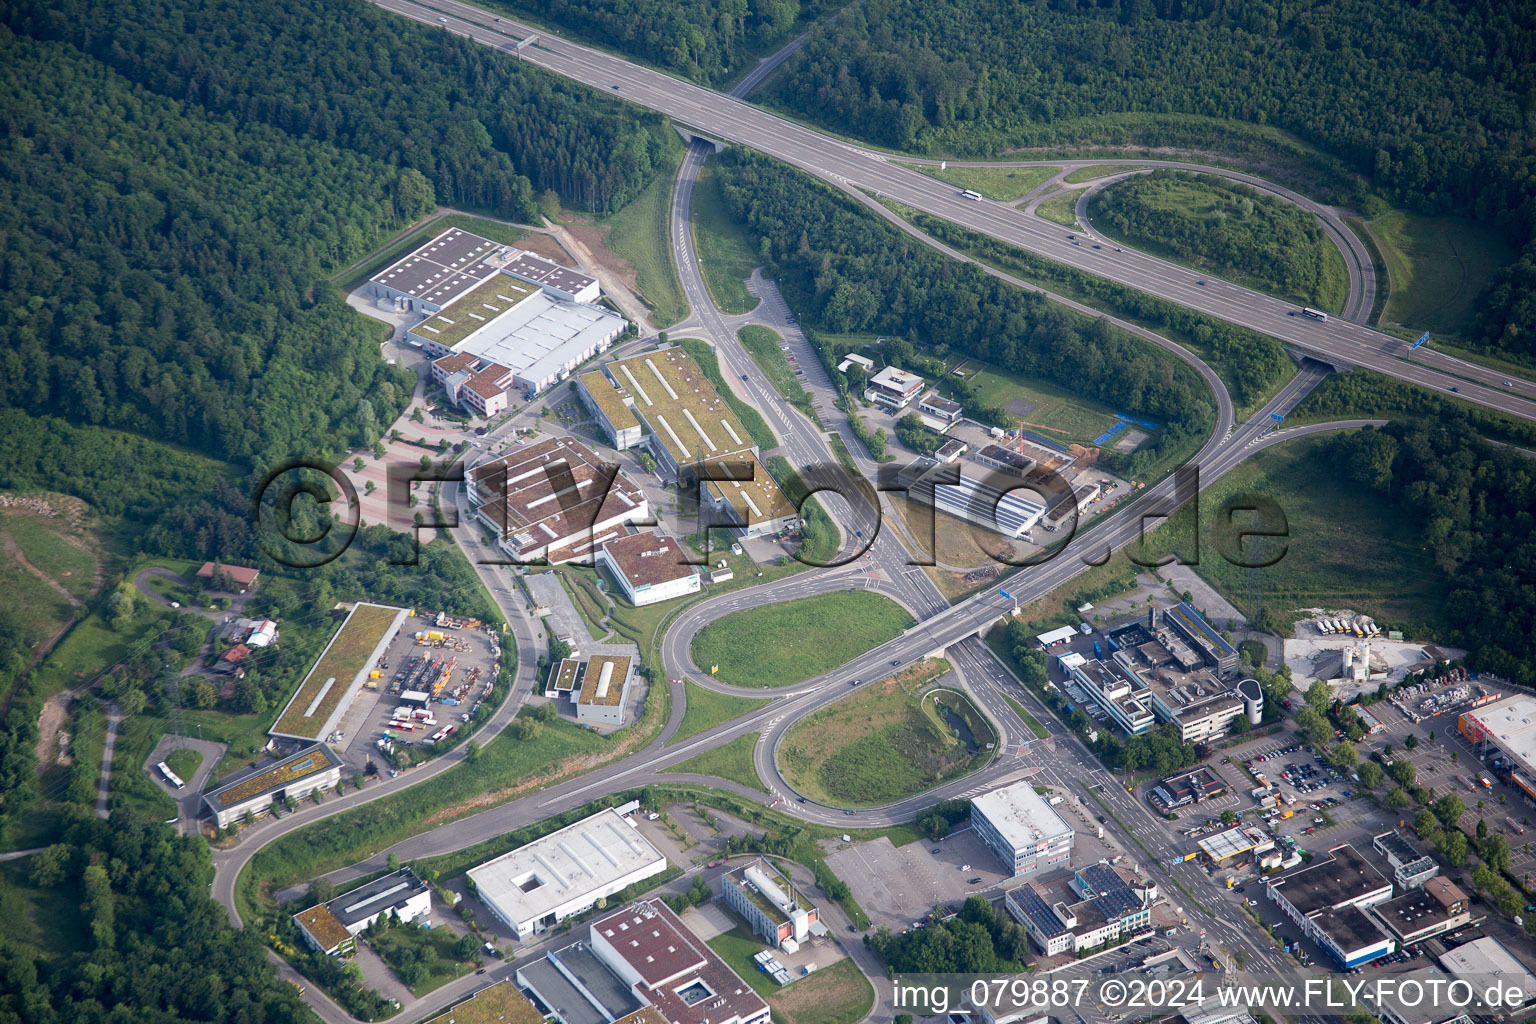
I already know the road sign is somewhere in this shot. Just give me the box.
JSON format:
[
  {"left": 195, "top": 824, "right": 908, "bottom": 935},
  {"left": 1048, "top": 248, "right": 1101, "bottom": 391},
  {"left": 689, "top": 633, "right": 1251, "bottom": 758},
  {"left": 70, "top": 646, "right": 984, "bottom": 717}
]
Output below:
[
  {"left": 1270, "top": 413, "right": 1285, "bottom": 422},
  {"left": 1411, "top": 332, "right": 1430, "bottom": 349},
  {"left": 999, "top": 590, "right": 1013, "bottom": 600}
]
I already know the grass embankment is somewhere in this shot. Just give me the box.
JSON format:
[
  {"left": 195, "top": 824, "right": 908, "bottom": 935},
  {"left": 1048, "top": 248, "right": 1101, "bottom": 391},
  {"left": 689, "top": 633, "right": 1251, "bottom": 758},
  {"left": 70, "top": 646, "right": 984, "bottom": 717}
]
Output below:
[
  {"left": 961, "top": 360, "right": 1124, "bottom": 444},
  {"left": 692, "top": 163, "right": 761, "bottom": 314},
  {"left": 779, "top": 660, "right": 994, "bottom": 806},
  {"left": 1063, "top": 164, "right": 1150, "bottom": 184},
  {"left": 670, "top": 682, "right": 771, "bottom": 746},
  {"left": 271, "top": 603, "right": 400, "bottom": 739},
  {"left": 677, "top": 338, "right": 777, "bottom": 450},
  {"left": 1036, "top": 192, "right": 1081, "bottom": 226},
  {"left": 690, "top": 591, "right": 914, "bottom": 687},
  {"left": 1132, "top": 432, "right": 1447, "bottom": 630},
  {"left": 1004, "top": 695, "right": 1050, "bottom": 740},
  {"left": 1090, "top": 170, "right": 1349, "bottom": 311},
  {"left": 906, "top": 163, "right": 1060, "bottom": 201},
  {"left": 739, "top": 325, "right": 817, "bottom": 423},
  {"left": 599, "top": 143, "right": 687, "bottom": 326},
  {"left": 1286, "top": 368, "right": 1536, "bottom": 449},
  {"left": 0, "top": 498, "right": 104, "bottom": 647},
  {"left": 665, "top": 732, "right": 765, "bottom": 792},
  {"left": 708, "top": 928, "right": 873, "bottom": 1024},
  {"left": 1358, "top": 210, "right": 1513, "bottom": 340}
]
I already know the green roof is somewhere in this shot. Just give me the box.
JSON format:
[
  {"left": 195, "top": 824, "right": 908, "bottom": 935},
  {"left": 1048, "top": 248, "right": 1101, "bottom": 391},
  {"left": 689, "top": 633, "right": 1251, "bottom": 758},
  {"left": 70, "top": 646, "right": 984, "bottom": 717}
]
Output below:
[{"left": 412, "top": 274, "right": 538, "bottom": 348}]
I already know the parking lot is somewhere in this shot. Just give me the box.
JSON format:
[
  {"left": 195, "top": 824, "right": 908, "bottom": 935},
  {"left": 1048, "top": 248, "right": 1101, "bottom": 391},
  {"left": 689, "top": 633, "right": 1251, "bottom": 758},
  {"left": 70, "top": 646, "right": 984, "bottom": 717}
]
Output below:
[
  {"left": 334, "top": 612, "right": 502, "bottom": 771},
  {"left": 826, "top": 829, "right": 1009, "bottom": 933}
]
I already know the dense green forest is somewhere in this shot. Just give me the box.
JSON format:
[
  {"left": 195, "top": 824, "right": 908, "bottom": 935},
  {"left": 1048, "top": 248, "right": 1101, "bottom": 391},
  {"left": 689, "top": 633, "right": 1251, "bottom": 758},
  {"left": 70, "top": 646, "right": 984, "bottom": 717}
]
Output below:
[
  {"left": 1092, "top": 170, "right": 1348, "bottom": 310},
  {"left": 713, "top": 151, "right": 1214, "bottom": 475},
  {"left": 764, "top": 0, "right": 1536, "bottom": 357},
  {"left": 1327, "top": 417, "right": 1536, "bottom": 685},
  {"left": 0, "top": 0, "right": 675, "bottom": 472},
  {"left": 490, "top": 0, "right": 831, "bottom": 85}
]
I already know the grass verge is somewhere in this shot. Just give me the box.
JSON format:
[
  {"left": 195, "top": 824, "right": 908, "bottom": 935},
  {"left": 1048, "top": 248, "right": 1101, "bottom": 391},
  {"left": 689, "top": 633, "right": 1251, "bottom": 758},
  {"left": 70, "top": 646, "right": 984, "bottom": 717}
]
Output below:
[
  {"left": 665, "top": 732, "right": 765, "bottom": 792},
  {"left": 904, "top": 163, "right": 1060, "bottom": 201},
  {"left": 670, "top": 682, "right": 771, "bottom": 746},
  {"left": 779, "top": 660, "right": 994, "bottom": 806},
  {"left": 1063, "top": 164, "right": 1150, "bottom": 184},
  {"left": 1359, "top": 210, "right": 1513, "bottom": 340},
  {"left": 678, "top": 338, "right": 777, "bottom": 450},
  {"left": 1003, "top": 695, "right": 1049, "bottom": 740},
  {"left": 601, "top": 145, "right": 688, "bottom": 326},
  {"left": 692, "top": 163, "right": 761, "bottom": 314},
  {"left": 691, "top": 591, "right": 914, "bottom": 687},
  {"left": 739, "top": 325, "right": 817, "bottom": 423},
  {"left": 1036, "top": 192, "right": 1082, "bottom": 226}
]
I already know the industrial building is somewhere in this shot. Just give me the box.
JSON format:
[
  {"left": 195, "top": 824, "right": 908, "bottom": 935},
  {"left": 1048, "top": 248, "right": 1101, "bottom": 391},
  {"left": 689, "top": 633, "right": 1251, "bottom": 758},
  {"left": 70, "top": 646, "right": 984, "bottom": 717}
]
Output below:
[
  {"left": 971, "top": 780, "right": 1075, "bottom": 877},
  {"left": 467, "top": 807, "right": 667, "bottom": 939},
  {"left": 1004, "top": 862, "right": 1153, "bottom": 955},
  {"left": 933, "top": 472, "right": 1046, "bottom": 539},
  {"left": 366, "top": 227, "right": 505, "bottom": 313},
  {"left": 545, "top": 654, "right": 637, "bottom": 726},
  {"left": 499, "top": 249, "right": 600, "bottom": 303},
  {"left": 597, "top": 532, "right": 701, "bottom": 607},
  {"left": 1264, "top": 844, "right": 1394, "bottom": 969},
  {"left": 1069, "top": 657, "right": 1157, "bottom": 735},
  {"left": 1437, "top": 937, "right": 1536, "bottom": 1012},
  {"left": 1374, "top": 831, "right": 1440, "bottom": 889},
  {"left": 698, "top": 455, "right": 800, "bottom": 539},
  {"left": 518, "top": 944, "right": 650, "bottom": 1024},
  {"left": 1369, "top": 968, "right": 1473, "bottom": 1024},
  {"left": 412, "top": 276, "right": 627, "bottom": 398},
  {"left": 294, "top": 868, "right": 431, "bottom": 956},
  {"left": 466, "top": 437, "right": 649, "bottom": 564},
  {"left": 1161, "top": 602, "right": 1240, "bottom": 674},
  {"left": 864, "top": 365, "right": 925, "bottom": 410},
  {"left": 590, "top": 899, "right": 771, "bottom": 1024},
  {"left": 720, "top": 857, "right": 822, "bottom": 950},
  {"left": 1372, "top": 877, "right": 1469, "bottom": 946},
  {"left": 1458, "top": 695, "right": 1536, "bottom": 801},
  {"left": 202, "top": 743, "right": 343, "bottom": 829},
  {"left": 578, "top": 370, "right": 644, "bottom": 450},
  {"left": 591, "top": 348, "right": 757, "bottom": 478},
  {"left": 1149, "top": 766, "right": 1228, "bottom": 810}
]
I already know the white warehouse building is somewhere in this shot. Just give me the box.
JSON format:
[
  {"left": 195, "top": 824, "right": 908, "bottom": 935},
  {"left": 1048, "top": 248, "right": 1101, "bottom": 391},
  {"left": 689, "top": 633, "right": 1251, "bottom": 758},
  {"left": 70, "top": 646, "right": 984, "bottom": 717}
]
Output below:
[{"left": 467, "top": 807, "right": 667, "bottom": 939}]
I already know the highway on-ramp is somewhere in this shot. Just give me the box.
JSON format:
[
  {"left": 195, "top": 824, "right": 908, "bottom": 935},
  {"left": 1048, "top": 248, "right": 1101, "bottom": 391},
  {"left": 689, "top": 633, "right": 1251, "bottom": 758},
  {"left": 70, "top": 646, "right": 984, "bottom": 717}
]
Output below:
[{"left": 372, "top": 0, "right": 1536, "bottom": 423}]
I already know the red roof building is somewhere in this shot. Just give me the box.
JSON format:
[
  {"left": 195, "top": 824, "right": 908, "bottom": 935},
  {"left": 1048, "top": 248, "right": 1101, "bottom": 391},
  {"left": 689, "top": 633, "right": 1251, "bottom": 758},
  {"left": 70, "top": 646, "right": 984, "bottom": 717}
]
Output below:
[{"left": 197, "top": 562, "right": 261, "bottom": 589}]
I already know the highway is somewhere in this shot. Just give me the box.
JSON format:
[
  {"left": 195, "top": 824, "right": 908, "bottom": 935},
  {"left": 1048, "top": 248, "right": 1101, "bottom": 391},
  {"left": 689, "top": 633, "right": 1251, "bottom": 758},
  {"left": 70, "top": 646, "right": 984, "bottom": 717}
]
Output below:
[{"left": 372, "top": 0, "right": 1536, "bottom": 424}]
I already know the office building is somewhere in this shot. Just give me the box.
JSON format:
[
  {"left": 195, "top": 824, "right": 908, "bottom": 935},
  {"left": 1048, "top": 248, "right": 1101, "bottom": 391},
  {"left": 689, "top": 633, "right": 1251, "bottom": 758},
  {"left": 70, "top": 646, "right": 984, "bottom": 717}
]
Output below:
[
  {"left": 202, "top": 743, "right": 343, "bottom": 829},
  {"left": 1004, "top": 862, "right": 1153, "bottom": 955},
  {"left": 864, "top": 365, "right": 925, "bottom": 410},
  {"left": 918, "top": 393, "right": 963, "bottom": 423},
  {"left": 467, "top": 808, "right": 667, "bottom": 939},
  {"left": 698, "top": 455, "right": 799, "bottom": 539},
  {"left": 720, "top": 857, "right": 821, "bottom": 950},
  {"left": 1372, "top": 877, "right": 1469, "bottom": 946},
  {"left": 1150, "top": 766, "right": 1228, "bottom": 810},
  {"left": 294, "top": 868, "right": 431, "bottom": 956},
  {"left": 971, "top": 780, "right": 1074, "bottom": 877},
  {"left": 1374, "top": 831, "right": 1440, "bottom": 889},
  {"left": 598, "top": 532, "right": 701, "bottom": 607}
]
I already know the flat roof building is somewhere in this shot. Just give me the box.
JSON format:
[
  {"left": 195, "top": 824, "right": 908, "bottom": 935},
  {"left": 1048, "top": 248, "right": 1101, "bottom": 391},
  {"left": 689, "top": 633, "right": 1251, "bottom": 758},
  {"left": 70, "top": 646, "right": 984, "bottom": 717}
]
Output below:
[
  {"left": 933, "top": 472, "right": 1046, "bottom": 539},
  {"left": 501, "top": 250, "right": 600, "bottom": 303},
  {"left": 600, "top": 348, "right": 756, "bottom": 478},
  {"left": 367, "top": 227, "right": 504, "bottom": 313},
  {"left": 425, "top": 981, "right": 551, "bottom": 1024},
  {"left": 1197, "top": 825, "right": 1274, "bottom": 864},
  {"left": 1265, "top": 844, "right": 1393, "bottom": 968},
  {"left": 1373, "top": 831, "right": 1440, "bottom": 889},
  {"left": 1369, "top": 967, "right": 1473, "bottom": 1024},
  {"left": 295, "top": 868, "right": 431, "bottom": 956},
  {"left": 1100, "top": 611, "right": 1250, "bottom": 742},
  {"left": 599, "top": 532, "right": 701, "bottom": 608},
  {"left": 467, "top": 437, "right": 649, "bottom": 564},
  {"left": 1162, "top": 602, "right": 1239, "bottom": 675},
  {"left": 589, "top": 899, "right": 770, "bottom": 1024},
  {"left": 1438, "top": 936, "right": 1536, "bottom": 1012},
  {"left": 578, "top": 370, "right": 644, "bottom": 450},
  {"left": 971, "top": 780, "right": 1074, "bottom": 877},
  {"left": 1150, "top": 766, "right": 1228, "bottom": 810},
  {"left": 544, "top": 654, "right": 637, "bottom": 726},
  {"left": 1070, "top": 657, "right": 1157, "bottom": 736},
  {"left": 1004, "top": 863, "right": 1152, "bottom": 955},
  {"left": 699, "top": 455, "right": 798, "bottom": 539},
  {"left": 203, "top": 743, "right": 343, "bottom": 828},
  {"left": 864, "top": 366, "right": 925, "bottom": 410},
  {"left": 919, "top": 393, "right": 963, "bottom": 422},
  {"left": 467, "top": 807, "right": 667, "bottom": 939},
  {"left": 1459, "top": 695, "right": 1536, "bottom": 789},
  {"left": 1372, "top": 877, "right": 1469, "bottom": 946},
  {"left": 721, "top": 857, "right": 820, "bottom": 950}
]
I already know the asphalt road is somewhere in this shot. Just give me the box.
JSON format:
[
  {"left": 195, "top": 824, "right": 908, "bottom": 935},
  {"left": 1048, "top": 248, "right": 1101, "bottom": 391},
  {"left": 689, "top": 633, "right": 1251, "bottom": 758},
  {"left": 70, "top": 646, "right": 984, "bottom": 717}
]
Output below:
[{"left": 372, "top": 0, "right": 1536, "bottom": 424}]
